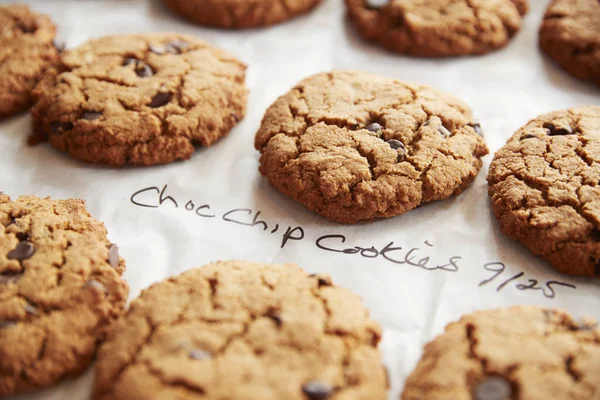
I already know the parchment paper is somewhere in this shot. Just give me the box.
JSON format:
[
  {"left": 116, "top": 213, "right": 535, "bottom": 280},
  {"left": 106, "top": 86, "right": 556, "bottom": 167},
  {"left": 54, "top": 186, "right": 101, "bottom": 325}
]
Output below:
[{"left": 1, "top": 0, "right": 599, "bottom": 399}]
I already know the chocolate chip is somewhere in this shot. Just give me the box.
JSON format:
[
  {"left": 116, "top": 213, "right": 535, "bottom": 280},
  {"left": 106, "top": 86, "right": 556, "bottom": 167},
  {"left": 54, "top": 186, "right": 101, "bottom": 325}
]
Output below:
[
  {"left": 7, "top": 242, "right": 35, "bottom": 261},
  {"left": 83, "top": 111, "right": 102, "bottom": 121},
  {"left": 365, "top": 0, "right": 389, "bottom": 9},
  {"left": 470, "top": 121, "right": 484, "bottom": 137},
  {"left": 0, "top": 272, "right": 22, "bottom": 284},
  {"left": 166, "top": 40, "right": 189, "bottom": 54},
  {"left": 0, "top": 320, "right": 16, "bottom": 328},
  {"left": 302, "top": 381, "right": 333, "bottom": 400},
  {"left": 268, "top": 313, "right": 283, "bottom": 327},
  {"left": 149, "top": 45, "right": 165, "bottom": 55},
  {"left": 148, "top": 92, "right": 171, "bottom": 108},
  {"left": 422, "top": 119, "right": 434, "bottom": 128},
  {"left": 17, "top": 23, "right": 36, "bottom": 33},
  {"left": 108, "top": 244, "right": 119, "bottom": 269},
  {"left": 123, "top": 57, "right": 138, "bottom": 66},
  {"left": 474, "top": 376, "right": 512, "bottom": 400},
  {"left": 15, "top": 232, "right": 28, "bottom": 241},
  {"left": 24, "top": 303, "right": 37, "bottom": 315},
  {"left": 50, "top": 121, "right": 74, "bottom": 135},
  {"left": 85, "top": 280, "right": 105, "bottom": 291},
  {"left": 309, "top": 274, "right": 331, "bottom": 287},
  {"left": 53, "top": 40, "right": 66, "bottom": 53},
  {"left": 544, "top": 122, "right": 573, "bottom": 136},
  {"left": 135, "top": 63, "right": 154, "bottom": 78},
  {"left": 386, "top": 139, "right": 403, "bottom": 150},
  {"left": 189, "top": 349, "right": 211, "bottom": 360},
  {"left": 590, "top": 229, "right": 600, "bottom": 241},
  {"left": 438, "top": 125, "right": 451, "bottom": 138},
  {"left": 520, "top": 133, "right": 538, "bottom": 140},
  {"left": 365, "top": 122, "right": 382, "bottom": 134},
  {"left": 6, "top": 217, "right": 16, "bottom": 227}
]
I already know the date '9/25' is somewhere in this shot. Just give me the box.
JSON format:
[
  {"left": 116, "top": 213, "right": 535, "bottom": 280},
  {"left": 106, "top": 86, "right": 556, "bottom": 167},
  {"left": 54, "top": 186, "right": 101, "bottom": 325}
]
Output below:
[{"left": 479, "top": 262, "right": 576, "bottom": 299}]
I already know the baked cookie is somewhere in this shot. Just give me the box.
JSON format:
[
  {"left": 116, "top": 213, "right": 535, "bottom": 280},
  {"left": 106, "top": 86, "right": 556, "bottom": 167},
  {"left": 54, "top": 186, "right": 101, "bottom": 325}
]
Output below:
[
  {"left": 401, "top": 306, "right": 600, "bottom": 400},
  {"left": 255, "top": 70, "right": 489, "bottom": 224},
  {"left": 0, "top": 4, "right": 60, "bottom": 118},
  {"left": 487, "top": 106, "right": 600, "bottom": 277},
  {"left": 30, "top": 33, "right": 247, "bottom": 166},
  {"left": 161, "top": 0, "right": 322, "bottom": 29},
  {"left": 0, "top": 194, "right": 128, "bottom": 396},
  {"left": 93, "top": 261, "right": 387, "bottom": 400},
  {"left": 345, "top": 0, "right": 528, "bottom": 57},
  {"left": 539, "top": 0, "right": 600, "bottom": 87}
]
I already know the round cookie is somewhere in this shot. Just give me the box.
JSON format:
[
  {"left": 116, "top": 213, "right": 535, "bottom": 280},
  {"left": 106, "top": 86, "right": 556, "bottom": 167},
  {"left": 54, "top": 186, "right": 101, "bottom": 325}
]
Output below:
[
  {"left": 30, "top": 33, "right": 247, "bottom": 166},
  {"left": 344, "top": 0, "right": 528, "bottom": 57},
  {"left": 487, "top": 106, "right": 600, "bottom": 277},
  {"left": 161, "top": 0, "right": 322, "bottom": 29},
  {"left": 254, "top": 70, "right": 489, "bottom": 224},
  {"left": 93, "top": 261, "right": 387, "bottom": 400},
  {"left": 0, "top": 194, "right": 129, "bottom": 396},
  {"left": 401, "top": 306, "right": 600, "bottom": 400},
  {"left": 0, "top": 4, "right": 60, "bottom": 118},
  {"left": 539, "top": 0, "right": 600, "bottom": 87}
]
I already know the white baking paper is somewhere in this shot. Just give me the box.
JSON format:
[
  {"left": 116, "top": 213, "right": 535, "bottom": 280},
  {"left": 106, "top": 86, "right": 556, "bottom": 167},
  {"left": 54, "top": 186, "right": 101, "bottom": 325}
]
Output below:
[{"left": 1, "top": 0, "right": 599, "bottom": 399}]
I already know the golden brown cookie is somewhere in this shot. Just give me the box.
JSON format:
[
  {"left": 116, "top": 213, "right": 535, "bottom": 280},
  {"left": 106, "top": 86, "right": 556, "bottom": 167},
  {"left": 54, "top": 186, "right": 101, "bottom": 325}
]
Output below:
[
  {"left": 255, "top": 70, "right": 489, "bottom": 224},
  {"left": 0, "top": 4, "right": 60, "bottom": 118},
  {"left": 487, "top": 106, "right": 600, "bottom": 277},
  {"left": 539, "top": 0, "right": 600, "bottom": 87},
  {"left": 344, "top": 0, "right": 528, "bottom": 57},
  {"left": 93, "top": 261, "right": 387, "bottom": 400},
  {"left": 161, "top": 0, "right": 322, "bottom": 29},
  {"left": 0, "top": 194, "right": 129, "bottom": 396},
  {"left": 401, "top": 306, "right": 600, "bottom": 400},
  {"left": 30, "top": 33, "right": 248, "bottom": 166}
]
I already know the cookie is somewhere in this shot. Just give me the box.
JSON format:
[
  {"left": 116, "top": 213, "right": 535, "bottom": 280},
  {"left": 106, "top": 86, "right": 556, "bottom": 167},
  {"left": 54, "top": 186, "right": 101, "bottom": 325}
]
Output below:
[
  {"left": 401, "top": 306, "right": 600, "bottom": 400},
  {"left": 0, "top": 194, "right": 129, "bottom": 396},
  {"left": 30, "top": 33, "right": 247, "bottom": 166},
  {"left": 344, "top": 0, "right": 528, "bottom": 57},
  {"left": 254, "top": 70, "right": 489, "bottom": 224},
  {"left": 93, "top": 261, "right": 387, "bottom": 400},
  {"left": 487, "top": 106, "right": 600, "bottom": 277},
  {"left": 161, "top": 0, "right": 322, "bottom": 29},
  {"left": 0, "top": 4, "right": 60, "bottom": 118},
  {"left": 539, "top": 0, "right": 600, "bottom": 87}
]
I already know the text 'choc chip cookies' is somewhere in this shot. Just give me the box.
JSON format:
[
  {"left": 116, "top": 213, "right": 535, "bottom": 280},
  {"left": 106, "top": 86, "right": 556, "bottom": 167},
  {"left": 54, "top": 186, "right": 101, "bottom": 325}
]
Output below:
[
  {"left": 255, "top": 70, "right": 489, "bottom": 224},
  {"left": 344, "top": 0, "right": 529, "bottom": 57},
  {"left": 539, "top": 0, "right": 600, "bottom": 88},
  {"left": 161, "top": 0, "right": 323, "bottom": 29},
  {"left": 30, "top": 33, "right": 248, "bottom": 166},
  {"left": 0, "top": 4, "right": 60, "bottom": 118},
  {"left": 401, "top": 306, "right": 600, "bottom": 400},
  {"left": 487, "top": 106, "right": 600, "bottom": 278},
  {"left": 0, "top": 194, "right": 129, "bottom": 396},
  {"left": 93, "top": 261, "right": 388, "bottom": 400}
]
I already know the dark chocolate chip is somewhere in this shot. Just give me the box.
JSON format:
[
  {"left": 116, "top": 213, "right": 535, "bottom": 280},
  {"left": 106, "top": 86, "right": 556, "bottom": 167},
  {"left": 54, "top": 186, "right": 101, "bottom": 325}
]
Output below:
[
  {"left": 50, "top": 121, "right": 74, "bottom": 135},
  {"left": 85, "top": 280, "right": 105, "bottom": 291},
  {"left": 268, "top": 313, "right": 283, "bottom": 327},
  {"left": 135, "top": 63, "right": 154, "bottom": 78},
  {"left": 365, "top": 0, "right": 389, "bottom": 9},
  {"left": 7, "top": 242, "right": 35, "bottom": 261},
  {"left": 166, "top": 40, "right": 189, "bottom": 54},
  {"left": 18, "top": 23, "right": 36, "bottom": 33},
  {"left": 365, "top": 122, "right": 382, "bottom": 133},
  {"left": 521, "top": 133, "right": 538, "bottom": 140},
  {"left": 386, "top": 139, "right": 404, "bottom": 150},
  {"left": 474, "top": 376, "right": 512, "bottom": 400},
  {"left": 15, "top": 232, "right": 28, "bottom": 241},
  {"left": 148, "top": 92, "right": 171, "bottom": 108},
  {"left": 590, "top": 229, "right": 600, "bottom": 241},
  {"left": 123, "top": 57, "right": 138, "bottom": 66},
  {"left": 470, "top": 122, "right": 484, "bottom": 137},
  {"left": 83, "top": 111, "right": 102, "bottom": 121},
  {"left": 189, "top": 349, "right": 211, "bottom": 360},
  {"left": 108, "top": 244, "right": 119, "bottom": 269},
  {"left": 544, "top": 122, "right": 573, "bottom": 136},
  {"left": 0, "top": 272, "right": 22, "bottom": 284},
  {"left": 53, "top": 40, "right": 66, "bottom": 53},
  {"left": 438, "top": 125, "right": 451, "bottom": 138},
  {"left": 302, "top": 381, "right": 333, "bottom": 400},
  {"left": 0, "top": 320, "right": 16, "bottom": 328},
  {"left": 24, "top": 303, "right": 37, "bottom": 315},
  {"left": 422, "top": 119, "right": 434, "bottom": 127},
  {"left": 149, "top": 45, "right": 165, "bottom": 55}
]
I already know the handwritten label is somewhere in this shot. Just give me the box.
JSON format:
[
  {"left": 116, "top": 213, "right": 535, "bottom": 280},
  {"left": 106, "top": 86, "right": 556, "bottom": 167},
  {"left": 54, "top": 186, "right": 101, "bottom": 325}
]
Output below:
[{"left": 130, "top": 184, "right": 578, "bottom": 300}]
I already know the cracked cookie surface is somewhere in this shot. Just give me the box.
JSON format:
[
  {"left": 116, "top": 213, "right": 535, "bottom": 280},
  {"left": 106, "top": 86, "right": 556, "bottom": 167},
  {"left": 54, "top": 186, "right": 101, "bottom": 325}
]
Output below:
[
  {"left": 30, "top": 33, "right": 247, "bottom": 166},
  {"left": 161, "top": 0, "right": 322, "bottom": 29},
  {"left": 93, "top": 261, "right": 387, "bottom": 400},
  {"left": 344, "top": 0, "right": 528, "bottom": 57},
  {"left": 0, "top": 4, "right": 60, "bottom": 118},
  {"left": 539, "top": 0, "right": 600, "bottom": 88},
  {"left": 487, "top": 106, "right": 600, "bottom": 277},
  {"left": 255, "top": 70, "right": 489, "bottom": 224},
  {"left": 401, "top": 306, "right": 600, "bottom": 400},
  {"left": 0, "top": 194, "right": 128, "bottom": 396}
]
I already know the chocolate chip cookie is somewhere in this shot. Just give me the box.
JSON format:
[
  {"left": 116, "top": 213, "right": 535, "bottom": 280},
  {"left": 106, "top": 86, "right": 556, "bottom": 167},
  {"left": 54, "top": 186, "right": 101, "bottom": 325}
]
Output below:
[
  {"left": 0, "top": 4, "right": 60, "bottom": 118},
  {"left": 30, "top": 33, "right": 247, "bottom": 166},
  {"left": 161, "top": 0, "right": 322, "bottom": 29},
  {"left": 0, "top": 194, "right": 128, "bottom": 396},
  {"left": 402, "top": 306, "right": 600, "bottom": 400},
  {"left": 539, "top": 0, "right": 600, "bottom": 87},
  {"left": 345, "top": 0, "right": 528, "bottom": 57},
  {"left": 255, "top": 70, "right": 489, "bottom": 224},
  {"left": 487, "top": 106, "right": 600, "bottom": 277},
  {"left": 93, "top": 261, "right": 387, "bottom": 400}
]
